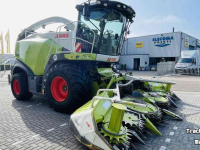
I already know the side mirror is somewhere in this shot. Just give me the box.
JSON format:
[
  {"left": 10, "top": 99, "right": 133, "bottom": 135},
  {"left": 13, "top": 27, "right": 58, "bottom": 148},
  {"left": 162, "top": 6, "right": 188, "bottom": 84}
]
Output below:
[
  {"left": 111, "top": 64, "right": 117, "bottom": 71},
  {"left": 65, "top": 24, "right": 75, "bottom": 31},
  {"left": 111, "top": 64, "right": 120, "bottom": 74},
  {"left": 83, "top": 3, "right": 90, "bottom": 17}
]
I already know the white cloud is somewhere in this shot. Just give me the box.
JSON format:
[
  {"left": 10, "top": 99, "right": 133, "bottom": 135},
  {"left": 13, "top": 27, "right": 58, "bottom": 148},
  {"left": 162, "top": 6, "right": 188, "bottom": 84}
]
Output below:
[
  {"left": 144, "top": 15, "right": 184, "bottom": 24},
  {"left": 0, "top": 0, "right": 80, "bottom": 54}
]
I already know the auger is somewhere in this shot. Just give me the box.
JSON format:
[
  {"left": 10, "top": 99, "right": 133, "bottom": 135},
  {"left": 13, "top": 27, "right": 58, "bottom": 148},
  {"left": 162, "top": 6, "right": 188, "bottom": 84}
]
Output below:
[
  {"left": 132, "top": 90, "right": 178, "bottom": 109},
  {"left": 142, "top": 81, "right": 182, "bottom": 102}
]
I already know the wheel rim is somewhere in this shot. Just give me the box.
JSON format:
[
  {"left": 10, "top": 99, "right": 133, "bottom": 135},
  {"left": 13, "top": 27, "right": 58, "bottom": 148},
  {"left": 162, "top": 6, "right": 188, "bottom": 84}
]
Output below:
[
  {"left": 13, "top": 79, "right": 20, "bottom": 95},
  {"left": 51, "top": 76, "right": 69, "bottom": 102}
]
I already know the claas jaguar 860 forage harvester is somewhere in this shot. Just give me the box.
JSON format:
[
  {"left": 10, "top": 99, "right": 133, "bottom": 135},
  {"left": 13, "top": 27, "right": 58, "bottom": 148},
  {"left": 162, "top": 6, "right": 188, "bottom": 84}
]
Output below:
[
  {"left": 11, "top": 0, "right": 136, "bottom": 112},
  {"left": 11, "top": 0, "right": 182, "bottom": 149}
]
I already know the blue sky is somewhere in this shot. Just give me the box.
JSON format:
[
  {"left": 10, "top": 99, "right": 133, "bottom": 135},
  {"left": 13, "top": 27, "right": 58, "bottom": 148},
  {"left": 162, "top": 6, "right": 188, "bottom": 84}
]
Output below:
[
  {"left": 120, "top": 0, "right": 200, "bottom": 39},
  {"left": 0, "top": 0, "right": 199, "bottom": 53}
]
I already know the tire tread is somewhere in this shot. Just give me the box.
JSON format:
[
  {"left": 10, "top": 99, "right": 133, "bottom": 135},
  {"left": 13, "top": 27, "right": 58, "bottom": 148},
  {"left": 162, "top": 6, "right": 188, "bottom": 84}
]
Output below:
[{"left": 45, "top": 63, "right": 90, "bottom": 113}]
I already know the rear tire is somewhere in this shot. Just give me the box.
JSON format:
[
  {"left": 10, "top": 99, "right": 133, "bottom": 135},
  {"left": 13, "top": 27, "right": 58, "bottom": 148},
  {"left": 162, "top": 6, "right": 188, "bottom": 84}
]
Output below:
[
  {"left": 11, "top": 73, "right": 33, "bottom": 100},
  {"left": 45, "top": 63, "right": 90, "bottom": 113}
]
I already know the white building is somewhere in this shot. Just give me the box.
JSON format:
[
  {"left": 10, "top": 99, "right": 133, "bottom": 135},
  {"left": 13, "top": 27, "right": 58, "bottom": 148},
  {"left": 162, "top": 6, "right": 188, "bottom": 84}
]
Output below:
[{"left": 120, "top": 32, "right": 200, "bottom": 70}]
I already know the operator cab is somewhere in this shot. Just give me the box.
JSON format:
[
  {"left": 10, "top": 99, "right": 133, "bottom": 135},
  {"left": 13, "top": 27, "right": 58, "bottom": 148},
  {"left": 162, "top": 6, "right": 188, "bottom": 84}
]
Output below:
[
  {"left": 16, "top": 0, "right": 135, "bottom": 61},
  {"left": 76, "top": 0, "right": 135, "bottom": 56}
]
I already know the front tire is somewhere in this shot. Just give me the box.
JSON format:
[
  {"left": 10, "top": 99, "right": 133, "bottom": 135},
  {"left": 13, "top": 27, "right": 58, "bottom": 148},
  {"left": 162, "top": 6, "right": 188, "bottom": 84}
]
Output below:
[
  {"left": 45, "top": 64, "right": 90, "bottom": 113},
  {"left": 11, "top": 73, "right": 33, "bottom": 100}
]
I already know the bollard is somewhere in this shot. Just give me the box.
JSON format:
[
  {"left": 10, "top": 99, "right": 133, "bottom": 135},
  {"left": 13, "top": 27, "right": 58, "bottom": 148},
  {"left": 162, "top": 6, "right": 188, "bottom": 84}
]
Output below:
[
  {"left": 8, "top": 74, "right": 11, "bottom": 84},
  {"left": 194, "top": 69, "right": 197, "bottom": 75}
]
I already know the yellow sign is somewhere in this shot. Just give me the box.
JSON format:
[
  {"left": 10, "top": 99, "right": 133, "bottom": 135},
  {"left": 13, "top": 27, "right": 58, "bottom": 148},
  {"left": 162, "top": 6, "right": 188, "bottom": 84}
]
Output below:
[
  {"left": 5, "top": 30, "right": 10, "bottom": 54},
  {"left": 0, "top": 32, "right": 4, "bottom": 55},
  {"left": 184, "top": 37, "right": 189, "bottom": 48},
  {"left": 135, "top": 42, "right": 143, "bottom": 48}
]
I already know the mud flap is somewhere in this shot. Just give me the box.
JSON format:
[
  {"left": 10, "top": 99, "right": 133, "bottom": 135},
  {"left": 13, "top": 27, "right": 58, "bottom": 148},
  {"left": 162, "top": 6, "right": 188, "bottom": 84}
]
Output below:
[
  {"left": 142, "top": 115, "right": 162, "bottom": 136},
  {"left": 128, "top": 130, "right": 145, "bottom": 145},
  {"left": 162, "top": 109, "right": 182, "bottom": 121},
  {"left": 167, "top": 96, "right": 178, "bottom": 108}
]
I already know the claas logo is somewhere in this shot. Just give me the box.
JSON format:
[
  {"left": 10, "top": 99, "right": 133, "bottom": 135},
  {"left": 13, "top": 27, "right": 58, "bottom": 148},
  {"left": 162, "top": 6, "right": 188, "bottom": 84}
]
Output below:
[
  {"left": 55, "top": 34, "right": 69, "bottom": 38},
  {"left": 107, "top": 58, "right": 117, "bottom": 62}
]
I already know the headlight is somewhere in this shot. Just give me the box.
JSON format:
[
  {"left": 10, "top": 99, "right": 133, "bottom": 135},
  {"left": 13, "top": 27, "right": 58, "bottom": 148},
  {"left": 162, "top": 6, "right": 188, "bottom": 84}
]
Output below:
[{"left": 117, "top": 4, "right": 121, "bottom": 8}]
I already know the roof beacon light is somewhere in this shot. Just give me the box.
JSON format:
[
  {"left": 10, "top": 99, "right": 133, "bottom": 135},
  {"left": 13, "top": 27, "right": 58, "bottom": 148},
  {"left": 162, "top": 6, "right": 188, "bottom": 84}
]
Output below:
[
  {"left": 104, "top": 3, "right": 108, "bottom": 6},
  {"left": 97, "top": 1, "right": 101, "bottom": 4},
  {"left": 117, "top": 4, "right": 121, "bottom": 8}
]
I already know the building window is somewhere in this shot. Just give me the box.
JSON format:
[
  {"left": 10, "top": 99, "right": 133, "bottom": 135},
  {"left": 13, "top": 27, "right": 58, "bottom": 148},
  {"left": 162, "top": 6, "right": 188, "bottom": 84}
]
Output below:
[
  {"left": 189, "top": 45, "right": 195, "bottom": 50},
  {"left": 149, "top": 57, "right": 176, "bottom": 66}
]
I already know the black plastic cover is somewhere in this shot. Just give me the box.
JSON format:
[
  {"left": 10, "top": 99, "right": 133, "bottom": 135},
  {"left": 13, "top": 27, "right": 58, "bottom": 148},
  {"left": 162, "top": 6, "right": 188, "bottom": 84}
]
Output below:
[{"left": 76, "top": 1, "right": 136, "bottom": 22}]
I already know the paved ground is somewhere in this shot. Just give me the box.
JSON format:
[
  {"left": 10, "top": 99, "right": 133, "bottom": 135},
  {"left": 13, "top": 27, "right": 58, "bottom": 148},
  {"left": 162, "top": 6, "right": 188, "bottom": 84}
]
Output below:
[
  {"left": 0, "top": 71, "right": 200, "bottom": 150},
  {"left": 0, "top": 87, "right": 87, "bottom": 150}
]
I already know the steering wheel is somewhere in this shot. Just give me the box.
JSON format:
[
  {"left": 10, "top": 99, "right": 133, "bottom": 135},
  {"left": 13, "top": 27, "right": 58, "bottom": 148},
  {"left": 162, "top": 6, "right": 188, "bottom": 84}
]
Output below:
[{"left": 104, "top": 30, "right": 113, "bottom": 35}]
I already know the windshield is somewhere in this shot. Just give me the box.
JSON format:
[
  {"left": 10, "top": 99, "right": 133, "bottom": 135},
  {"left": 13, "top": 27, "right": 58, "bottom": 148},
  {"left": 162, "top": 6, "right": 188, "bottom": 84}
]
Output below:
[
  {"left": 76, "top": 8, "right": 127, "bottom": 56},
  {"left": 178, "top": 58, "right": 193, "bottom": 63}
]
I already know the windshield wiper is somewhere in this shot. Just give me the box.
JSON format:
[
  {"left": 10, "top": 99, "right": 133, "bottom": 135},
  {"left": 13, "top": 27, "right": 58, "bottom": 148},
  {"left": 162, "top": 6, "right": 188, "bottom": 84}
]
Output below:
[{"left": 86, "top": 17, "right": 101, "bottom": 32}]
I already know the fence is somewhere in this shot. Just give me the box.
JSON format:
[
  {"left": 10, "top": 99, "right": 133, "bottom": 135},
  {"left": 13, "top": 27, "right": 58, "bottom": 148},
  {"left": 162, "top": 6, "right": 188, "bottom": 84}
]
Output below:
[
  {"left": 0, "top": 65, "right": 11, "bottom": 71},
  {"left": 157, "top": 62, "right": 175, "bottom": 76},
  {"left": 0, "top": 57, "right": 14, "bottom": 73}
]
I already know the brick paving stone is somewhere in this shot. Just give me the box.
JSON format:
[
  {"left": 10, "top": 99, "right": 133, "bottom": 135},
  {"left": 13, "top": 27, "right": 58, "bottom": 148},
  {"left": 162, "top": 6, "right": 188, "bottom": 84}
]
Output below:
[
  {"left": 165, "top": 138, "right": 171, "bottom": 143},
  {"left": 159, "top": 146, "right": 166, "bottom": 150},
  {"left": 1, "top": 74, "right": 200, "bottom": 150}
]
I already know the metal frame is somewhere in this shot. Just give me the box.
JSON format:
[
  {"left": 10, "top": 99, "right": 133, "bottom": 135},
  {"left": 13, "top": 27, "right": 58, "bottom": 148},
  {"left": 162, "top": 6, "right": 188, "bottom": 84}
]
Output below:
[
  {"left": 25, "top": 31, "right": 37, "bottom": 38},
  {"left": 43, "top": 20, "right": 96, "bottom": 69},
  {"left": 125, "top": 74, "right": 176, "bottom": 85},
  {"left": 55, "top": 21, "right": 96, "bottom": 54},
  {"left": 91, "top": 72, "right": 176, "bottom": 108}
]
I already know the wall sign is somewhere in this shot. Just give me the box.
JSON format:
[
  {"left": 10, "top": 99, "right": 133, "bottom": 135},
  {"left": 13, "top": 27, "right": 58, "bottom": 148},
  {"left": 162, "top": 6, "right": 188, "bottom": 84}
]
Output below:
[
  {"left": 184, "top": 37, "right": 189, "bottom": 48},
  {"left": 152, "top": 36, "right": 174, "bottom": 47},
  {"left": 135, "top": 42, "right": 143, "bottom": 48}
]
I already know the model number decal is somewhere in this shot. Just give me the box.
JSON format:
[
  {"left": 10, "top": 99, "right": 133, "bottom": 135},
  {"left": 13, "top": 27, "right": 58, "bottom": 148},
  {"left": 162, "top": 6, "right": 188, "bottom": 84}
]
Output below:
[{"left": 107, "top": 58, "right": 117, "bottom": 62}]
